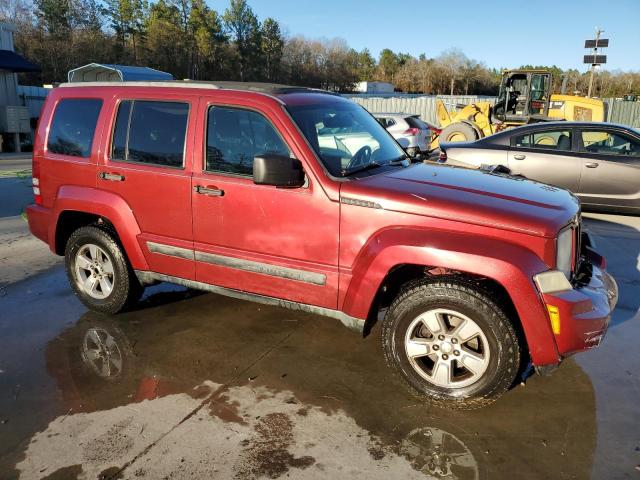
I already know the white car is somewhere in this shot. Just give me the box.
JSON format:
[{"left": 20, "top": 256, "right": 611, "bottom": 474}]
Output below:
[{"left": 374, "top": 113, "right": 436, "bottom": 157}]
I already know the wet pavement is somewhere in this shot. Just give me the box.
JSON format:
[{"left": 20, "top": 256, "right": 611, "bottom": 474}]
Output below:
[{"left": 0, "top": 212, "right": 638, "bottom": 479}]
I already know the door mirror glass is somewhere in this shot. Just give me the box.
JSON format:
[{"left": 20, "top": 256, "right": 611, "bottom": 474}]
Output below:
[{"left": 253, "top": 154, "right": 305, "bottom": 187}]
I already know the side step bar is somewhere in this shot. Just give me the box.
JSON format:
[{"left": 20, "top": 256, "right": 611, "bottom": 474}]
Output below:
[{"left": 134, "top": 270, "right": 365, "bottom": 334}]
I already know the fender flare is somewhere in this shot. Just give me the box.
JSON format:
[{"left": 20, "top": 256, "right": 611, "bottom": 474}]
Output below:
[
  {"left": 50, "top": 185, "right": 148, "bottom": 270},
  {"left": 341, "top": 228, "right": 559, "bottom": 365}
]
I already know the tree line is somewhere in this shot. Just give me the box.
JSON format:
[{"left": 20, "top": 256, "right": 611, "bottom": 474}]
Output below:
[{"left": 1, "top": 0, "right": 639, "bottom": 97}]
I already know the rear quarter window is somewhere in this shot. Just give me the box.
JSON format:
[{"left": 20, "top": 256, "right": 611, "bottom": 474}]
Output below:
[{"left": 47, "top": 98, "right": 103, "bottom": 158}]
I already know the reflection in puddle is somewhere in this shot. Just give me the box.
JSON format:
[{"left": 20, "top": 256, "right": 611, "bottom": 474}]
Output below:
[
  {"left": 18, "top": 381, "right": 480, "bottom": 479},
  {"left": 22, "top": 317, "right": 481, "bottom": 479},
  {"left": 400, "top": 428, "right": 479, "bottom": 480},
  {"left": 5, "top": 279, "right": 597, "bottom": 480}
]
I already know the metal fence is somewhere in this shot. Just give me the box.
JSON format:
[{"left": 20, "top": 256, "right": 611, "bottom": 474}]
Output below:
[
  {"left": 10, "top": 86, "right": 640, "bottom": 129},
  {"left": 604, "top": 98, "right": 640, "bottom": 128},
  {"left": 346, "top": 94, "right": 640, "bottom": 129},
  {"left": 344, "top": 95, "right": 494, "bottom": 126}
]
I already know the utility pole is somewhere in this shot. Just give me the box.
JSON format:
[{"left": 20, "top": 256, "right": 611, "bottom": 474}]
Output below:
[
  {"left": 584, "top": 28, "right": 608, "bottom": 98},
  {"left": 587, "top": 28, "right": 602, "bottom": 97}
]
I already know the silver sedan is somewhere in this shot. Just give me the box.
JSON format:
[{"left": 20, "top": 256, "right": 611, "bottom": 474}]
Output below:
[{"left": 439, "top": 121, "right": 640, "bottom": 214}]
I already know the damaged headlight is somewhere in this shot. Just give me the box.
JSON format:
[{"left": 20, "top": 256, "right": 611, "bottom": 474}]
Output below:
[{"left": 556, "top": 227, "right": 574, "bottom": 280}]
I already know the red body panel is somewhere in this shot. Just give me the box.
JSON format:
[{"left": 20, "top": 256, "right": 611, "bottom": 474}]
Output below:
[
  {"left": 95, "top": 91, "right": 198, "bottom": 280},
  {"left": 26, "top": 84, "right": 617, "bottom": 368},
  {"left": 191, "top": 96, "right": 339, "bottom": 308}
]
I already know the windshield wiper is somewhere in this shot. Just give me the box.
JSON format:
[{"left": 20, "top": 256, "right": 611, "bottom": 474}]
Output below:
[
  {"left": 341, "top": 160, "right": 384, "bottom": 176},
  {"left": 387, "top": 154, "right": 409, "bottom": 165},
  {"left": 342, "top": 155, "right": 409, "bottom": 176}
]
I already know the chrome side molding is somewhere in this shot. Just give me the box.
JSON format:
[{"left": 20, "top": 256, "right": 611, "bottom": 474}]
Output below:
[
  {"left": 194, "top": 251, "right": 326, "bottom": 286},
  {"left": 146, "top": 241, "right": 194, "bottom": 261},
  {"left": 146, "top": 241, "right": 326, "bottom": 286}
]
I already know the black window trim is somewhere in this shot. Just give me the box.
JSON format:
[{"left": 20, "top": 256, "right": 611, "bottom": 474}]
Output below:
[
  {"left": 108, "top": 98, "right": 190, "bottom": 170},
  {"left": 577, "top": 126, "right": 640, "bottom": 158},
  {"left": 203, "top": 103, "right": 295, "bottom": 179},
  {"left": 46, "top": 97, "right": 104, "bottom": 159}
]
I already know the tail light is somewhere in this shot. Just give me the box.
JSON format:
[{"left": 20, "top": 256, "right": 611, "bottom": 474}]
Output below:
[
  {"left": 438, "top": 150, "right": 447, "bottom": 162},
  {"left": 403, "top": 127, "right": 420, "bottom": 136},
  {"left": 32, "top": 159, "right": 42, "bottom": 205},
  {"left": 429, "top": 126, "right": 442, "bottom": 135}
]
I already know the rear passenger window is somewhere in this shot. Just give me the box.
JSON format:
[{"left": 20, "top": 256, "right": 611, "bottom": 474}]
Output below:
[
  {"left": 514, "top": 130, "right": 572, "bottom": 151},
  {"left": 581, "top": 130, "right": 640, "bottom": 156},
  {"left": 47, "top": 99, "right": 103, "bottom": 158},
  {"left": 206, "top": 106, "right": 290, "bottom": 176},
  {"left": 111, "top": 100, "right": 189, "bottom": 168}
]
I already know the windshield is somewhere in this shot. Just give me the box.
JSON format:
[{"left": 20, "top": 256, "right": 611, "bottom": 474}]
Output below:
[{"left": 287, "top": 101, "right": 406, "bottom": 177}]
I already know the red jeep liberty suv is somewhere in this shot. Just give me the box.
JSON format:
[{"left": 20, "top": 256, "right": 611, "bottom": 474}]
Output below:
[{"left": 26, "top": 81, "right": 618, "bottom": 409}]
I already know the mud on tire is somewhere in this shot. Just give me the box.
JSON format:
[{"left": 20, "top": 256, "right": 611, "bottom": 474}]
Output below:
[
  {"left": 381, "top": 278, "right": 521, "bottom": 410},
  {"left": 64, "top": 225, "right": 143, "bottom": 314}
]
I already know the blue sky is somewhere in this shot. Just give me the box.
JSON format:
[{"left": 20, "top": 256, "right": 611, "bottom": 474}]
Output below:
[{"left": 239, "top": 0, "right": 640, "bottom": 71}]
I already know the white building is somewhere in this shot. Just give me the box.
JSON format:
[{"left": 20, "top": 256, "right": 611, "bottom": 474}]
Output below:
[
  {"left": 0, "top": 22, "right": 39, "bottom": 152},
  {"left": 354, "top": 81, "right": 395, "bottom": 94}
]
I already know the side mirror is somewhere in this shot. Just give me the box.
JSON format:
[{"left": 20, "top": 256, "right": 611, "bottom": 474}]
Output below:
[{"left": 253, "top": 154, "right": 305, "bottom": 187}]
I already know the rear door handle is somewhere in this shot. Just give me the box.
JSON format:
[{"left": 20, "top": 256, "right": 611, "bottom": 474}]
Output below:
[
  {"left": 513, "top": 154, "right": 526, "bottom": 160},
  {"left": 194, "top": 185, "right": 224, "bottom": 197},
  {"left": 585, "top": 162, "right": 599, "bottom": 168},
  {"left": 99, "top": 172, "right": 125, "bottom": 181}
]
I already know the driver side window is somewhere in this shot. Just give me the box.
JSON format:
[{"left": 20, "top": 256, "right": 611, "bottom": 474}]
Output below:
[{"left": 206, "top": 106, "right": 291, "bottom": 176}]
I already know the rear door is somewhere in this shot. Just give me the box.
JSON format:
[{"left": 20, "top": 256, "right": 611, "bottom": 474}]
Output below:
[
  {"left": 576, "top": 127, "right": 640, "bottom": 209},
  {"left": 98, "top": 93, "right": 197, "bottom": 279},
  {"left": 507, "top": 127, "right": 581, "bottom": 191}
]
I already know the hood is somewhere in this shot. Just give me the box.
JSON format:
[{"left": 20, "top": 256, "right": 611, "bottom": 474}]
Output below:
[{"left": 340, "top": 163, "right": 580, "bottom": 238}]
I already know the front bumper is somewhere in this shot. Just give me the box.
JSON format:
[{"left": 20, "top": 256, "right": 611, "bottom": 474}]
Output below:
[{"left": 540, "top": 247, "right": 618, "bottom": 357}]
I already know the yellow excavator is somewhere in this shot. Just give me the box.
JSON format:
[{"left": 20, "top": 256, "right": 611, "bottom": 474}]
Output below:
[{"left": 434, "top": 69, "right": 605, "bottom": 147}]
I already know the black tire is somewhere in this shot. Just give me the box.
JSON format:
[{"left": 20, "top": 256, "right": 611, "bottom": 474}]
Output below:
[
  {"left": 64, "top": 225, "right": 143, "bottom": 314},
  {"left": 440, "top": 122, "right": 478, "bottom": 143},
  {"left": 382, "top": 278, "right": 521, "bottom": 410}
]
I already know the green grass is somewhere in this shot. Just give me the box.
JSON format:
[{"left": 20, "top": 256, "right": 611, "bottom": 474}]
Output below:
[{"left": 0, "top": 169, "right": 32, "bottom": 178}]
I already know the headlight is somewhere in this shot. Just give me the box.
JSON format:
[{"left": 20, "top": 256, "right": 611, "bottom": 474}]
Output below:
[{"left": 556, "top": 227, "right": 573, "bottom": 280}]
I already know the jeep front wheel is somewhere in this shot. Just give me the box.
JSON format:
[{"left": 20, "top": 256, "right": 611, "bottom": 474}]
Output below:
[
  {"left": 65, "top": 225, "right": 143, "bottom": 314},
  {"left": 382, "top": 279, "right": 521, "bottom": 410}
]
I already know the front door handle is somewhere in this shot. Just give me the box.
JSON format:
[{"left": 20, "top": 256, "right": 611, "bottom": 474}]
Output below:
[
  {"left": 194, "top": 185, "right": 224, "bottom": 197},
  {"left": 585, "top": 162, "right": 599, "bottom": 169},
  {"left": 513, "top": 154, "right": 526, "bottom": 160},
  {"left": 99, "top": 172, "right": 125, "bottom": 181}
]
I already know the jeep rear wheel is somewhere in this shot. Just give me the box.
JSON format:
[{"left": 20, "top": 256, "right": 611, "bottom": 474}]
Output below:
[
  {"left": 382, "top": 279, "right": 521, "bottom": 410},
  {"left": 65, "top": 226, "right": 143, "bottom": 314}
]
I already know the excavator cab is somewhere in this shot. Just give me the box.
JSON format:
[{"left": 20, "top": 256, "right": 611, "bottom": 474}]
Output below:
[{"left": 492, "top": 70, "right": 551, "bottom": 124}]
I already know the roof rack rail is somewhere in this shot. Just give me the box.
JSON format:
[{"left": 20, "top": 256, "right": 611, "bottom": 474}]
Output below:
[{"left": 59, "top": 80, "right": 339, "bottom": 96}]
